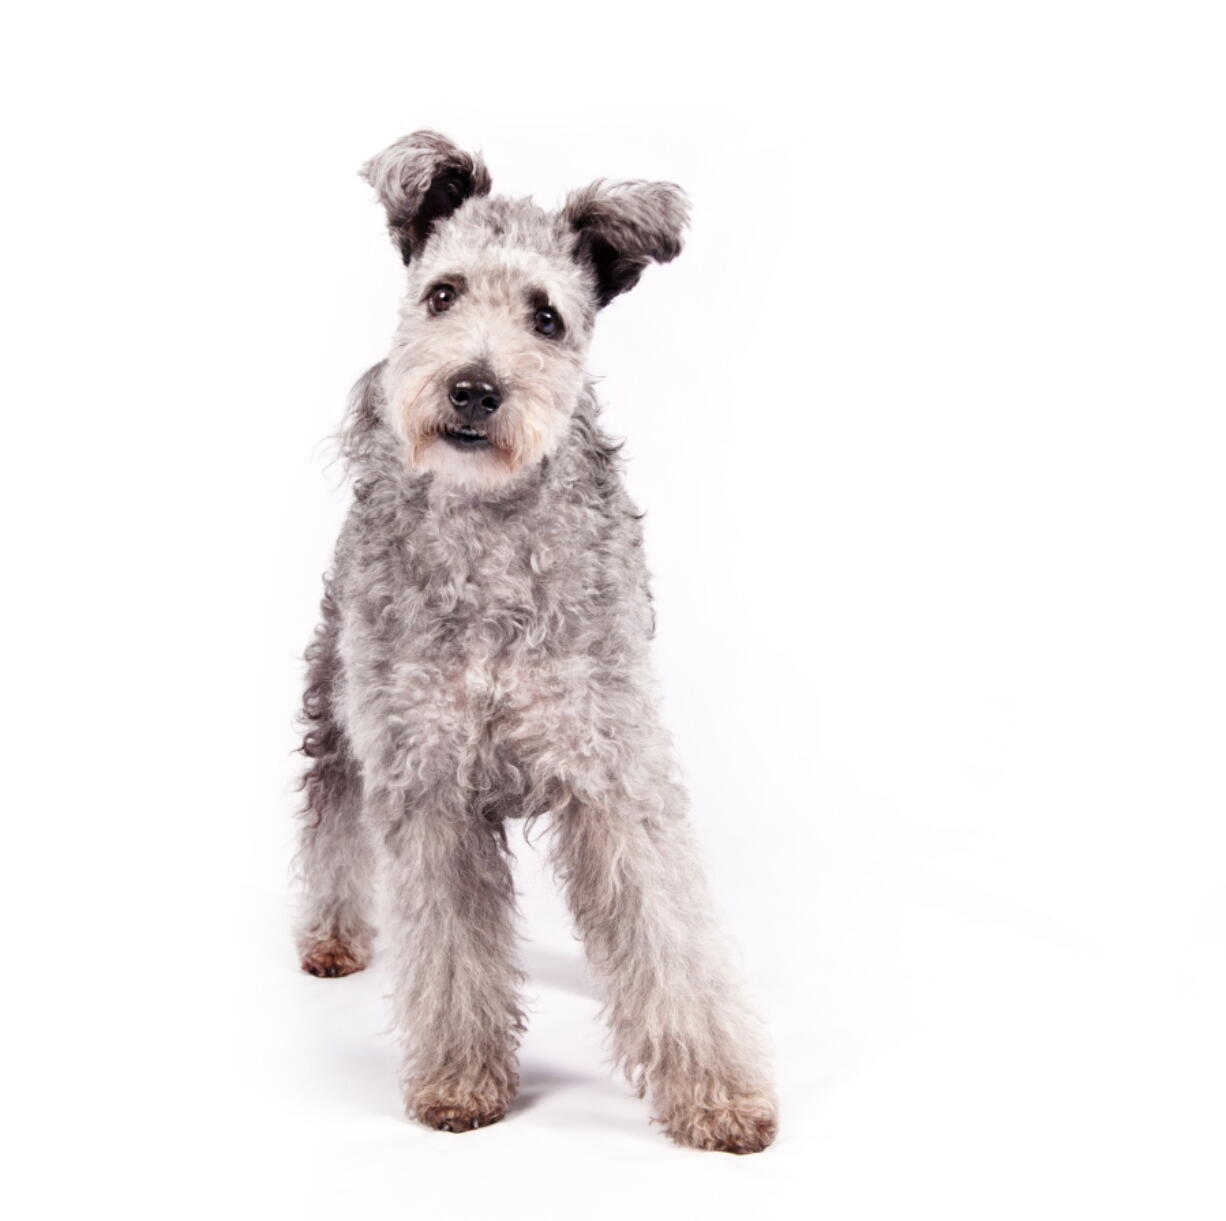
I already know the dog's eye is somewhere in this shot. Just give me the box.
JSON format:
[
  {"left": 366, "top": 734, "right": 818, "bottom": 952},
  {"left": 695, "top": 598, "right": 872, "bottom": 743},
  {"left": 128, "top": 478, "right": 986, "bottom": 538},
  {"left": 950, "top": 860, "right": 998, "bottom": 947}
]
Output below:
[
  {"left": 534, "top": 306, "right": 562, "bottom": 338},
  {"left": 428, "top": 284, "right": 457, "bottom": 315}
]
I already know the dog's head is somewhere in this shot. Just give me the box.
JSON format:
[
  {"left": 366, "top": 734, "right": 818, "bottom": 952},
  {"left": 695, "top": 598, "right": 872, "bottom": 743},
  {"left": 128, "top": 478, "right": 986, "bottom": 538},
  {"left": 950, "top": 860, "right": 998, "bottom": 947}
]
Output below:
[{"left": 361, "top": 131, "right": 688, "bottom": 489}]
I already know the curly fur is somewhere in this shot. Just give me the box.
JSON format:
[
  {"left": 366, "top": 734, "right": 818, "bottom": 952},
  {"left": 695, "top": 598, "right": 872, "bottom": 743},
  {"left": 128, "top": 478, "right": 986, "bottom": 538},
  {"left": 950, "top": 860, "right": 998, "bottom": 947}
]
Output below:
[
  {"left": 294, "top": 131, "right": 776, "bottom": 1153},
  {"left": 360, "top": 129, "right": 492, "bottom": 263},
  {"left": 562, "top": 179, "right": 689, "bottom": 305}
]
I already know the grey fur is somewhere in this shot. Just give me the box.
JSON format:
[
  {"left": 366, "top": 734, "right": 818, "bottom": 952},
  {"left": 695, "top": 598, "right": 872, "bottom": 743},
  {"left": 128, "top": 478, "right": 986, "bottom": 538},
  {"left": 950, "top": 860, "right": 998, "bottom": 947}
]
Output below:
[
  {"left": 360, "top": 130, "right": 492, "bottom": 264},
  {"left": 562, "top": 179, "right": 689, "bottom": 305},
  {"left": 295, "top": 131, "right": 776, "bottom": 1152}
]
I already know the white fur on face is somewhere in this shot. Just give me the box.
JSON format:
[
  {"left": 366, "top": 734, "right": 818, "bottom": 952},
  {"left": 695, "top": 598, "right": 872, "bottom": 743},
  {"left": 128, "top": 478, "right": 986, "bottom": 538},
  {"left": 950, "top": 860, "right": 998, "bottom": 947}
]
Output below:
[{"left": 381, "top": 226, "right": 593, "bottom": 489}]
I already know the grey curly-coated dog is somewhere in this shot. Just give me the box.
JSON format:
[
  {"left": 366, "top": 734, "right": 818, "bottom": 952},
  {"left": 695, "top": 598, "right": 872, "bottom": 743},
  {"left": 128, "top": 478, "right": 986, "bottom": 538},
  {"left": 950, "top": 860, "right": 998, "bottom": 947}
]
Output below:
[{"left": 294, "top": 130, "right": 777, "bottom": 1154}]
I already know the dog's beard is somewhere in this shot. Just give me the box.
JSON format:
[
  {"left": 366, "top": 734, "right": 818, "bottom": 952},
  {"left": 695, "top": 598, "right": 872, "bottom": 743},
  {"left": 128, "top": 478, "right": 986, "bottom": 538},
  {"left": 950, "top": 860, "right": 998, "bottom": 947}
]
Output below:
[{"left": 391, "top": 366, "right": 576, "bottom": 489}]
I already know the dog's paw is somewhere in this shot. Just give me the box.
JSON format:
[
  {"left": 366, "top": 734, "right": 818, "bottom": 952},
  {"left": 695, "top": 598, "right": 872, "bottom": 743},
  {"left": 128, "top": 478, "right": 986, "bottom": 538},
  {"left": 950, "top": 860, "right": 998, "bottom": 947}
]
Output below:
[
  {"left": 299, "top": 937, "right": 368, "bottom": 978},
  {"left": 660, "top": 1098, "right": 778, "bottom": 1154},
  {"left": 411, "top": 1091, "right": 510, "bottom": 1133}
]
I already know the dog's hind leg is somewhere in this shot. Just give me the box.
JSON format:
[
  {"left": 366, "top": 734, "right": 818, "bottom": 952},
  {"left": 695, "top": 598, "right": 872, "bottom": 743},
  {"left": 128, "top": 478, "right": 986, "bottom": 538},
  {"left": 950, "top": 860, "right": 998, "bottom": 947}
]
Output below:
[{"left": 294, "top": 585, "right": 375, "bottom": 977}]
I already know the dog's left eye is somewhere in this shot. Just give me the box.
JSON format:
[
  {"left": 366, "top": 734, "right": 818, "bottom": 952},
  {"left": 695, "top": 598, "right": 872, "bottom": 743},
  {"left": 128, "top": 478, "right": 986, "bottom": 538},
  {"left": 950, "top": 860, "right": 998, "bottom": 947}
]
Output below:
[
  {"left": 428, "top": 284, "right": 457, "bottom": 315},
  {"left": 534, "top": 307, "right": 562, "bottom": 338}
]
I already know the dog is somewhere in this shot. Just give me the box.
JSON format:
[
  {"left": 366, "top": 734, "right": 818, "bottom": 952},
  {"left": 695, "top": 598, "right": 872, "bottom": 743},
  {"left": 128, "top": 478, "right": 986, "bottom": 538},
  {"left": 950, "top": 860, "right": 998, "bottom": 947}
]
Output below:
[{"left": 295, "top": 131, "right": 776, "bottom": 1153}]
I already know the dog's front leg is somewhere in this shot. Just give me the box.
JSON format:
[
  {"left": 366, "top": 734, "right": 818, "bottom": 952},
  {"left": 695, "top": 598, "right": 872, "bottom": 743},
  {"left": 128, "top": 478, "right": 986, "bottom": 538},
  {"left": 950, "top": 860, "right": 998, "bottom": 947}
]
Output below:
[
  {"left": 552, "top": 787, "right": 777, "bottom": 1153},
  {"left": 376, "top": 789, "right": 524, "bottom": 1131}
]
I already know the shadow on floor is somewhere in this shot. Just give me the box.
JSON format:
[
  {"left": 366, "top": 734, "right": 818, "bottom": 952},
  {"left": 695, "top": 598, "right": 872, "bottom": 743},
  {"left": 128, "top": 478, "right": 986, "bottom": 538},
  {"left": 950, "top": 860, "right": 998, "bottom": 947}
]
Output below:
[{"left": 520, "top": 942, "right": 601, "bottom": 1002}]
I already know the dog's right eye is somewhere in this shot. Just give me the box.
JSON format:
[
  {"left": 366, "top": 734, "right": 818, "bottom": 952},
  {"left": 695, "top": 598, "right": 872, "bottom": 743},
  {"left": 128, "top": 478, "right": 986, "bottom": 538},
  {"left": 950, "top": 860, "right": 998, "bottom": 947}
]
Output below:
[{"left": 427, "top": 284, "right": 457, "bottom": 315}]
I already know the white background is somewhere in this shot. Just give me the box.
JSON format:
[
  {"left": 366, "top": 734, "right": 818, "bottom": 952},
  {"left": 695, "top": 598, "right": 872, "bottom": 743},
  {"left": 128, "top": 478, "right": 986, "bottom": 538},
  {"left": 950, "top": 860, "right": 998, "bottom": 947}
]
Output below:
[{"left": 5, "top": 3, "right": 1224, "bottom": 1218}]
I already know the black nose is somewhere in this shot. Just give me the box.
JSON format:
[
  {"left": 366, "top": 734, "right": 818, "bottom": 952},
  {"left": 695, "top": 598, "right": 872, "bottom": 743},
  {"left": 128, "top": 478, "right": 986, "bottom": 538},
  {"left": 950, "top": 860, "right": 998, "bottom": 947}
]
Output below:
[{"left": 447, "top": 368, "right": 503, "bottom": 418}]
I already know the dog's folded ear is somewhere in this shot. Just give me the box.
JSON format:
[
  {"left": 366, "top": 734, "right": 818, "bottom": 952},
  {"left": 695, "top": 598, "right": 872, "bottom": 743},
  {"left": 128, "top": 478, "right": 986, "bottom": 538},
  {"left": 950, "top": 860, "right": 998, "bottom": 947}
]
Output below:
[
  {"left": 562, "top": 180, "right": 689, "bottom": 308},
  {"left": 360, "top": 131, "right": 491, "bottom": 265}
]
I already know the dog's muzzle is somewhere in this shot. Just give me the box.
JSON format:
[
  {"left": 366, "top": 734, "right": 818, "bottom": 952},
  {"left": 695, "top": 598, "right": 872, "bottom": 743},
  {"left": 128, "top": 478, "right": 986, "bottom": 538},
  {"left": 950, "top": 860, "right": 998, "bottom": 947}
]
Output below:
[{"left": 442, "top": 365, "right": 502, "bottom": 449}]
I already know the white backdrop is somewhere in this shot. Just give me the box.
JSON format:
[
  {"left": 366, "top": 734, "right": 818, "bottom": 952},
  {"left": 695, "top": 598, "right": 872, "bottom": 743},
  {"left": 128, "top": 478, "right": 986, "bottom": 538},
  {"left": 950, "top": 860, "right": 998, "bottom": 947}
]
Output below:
[{"left": 5, "top": 3, "right": 1224, "bottom": 1218}]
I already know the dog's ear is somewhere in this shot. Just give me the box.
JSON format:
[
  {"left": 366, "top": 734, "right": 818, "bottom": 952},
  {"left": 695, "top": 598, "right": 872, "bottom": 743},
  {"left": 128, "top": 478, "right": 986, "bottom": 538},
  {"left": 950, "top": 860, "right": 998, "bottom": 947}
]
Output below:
[
  {"left": 360, "top": 131, "right": 491, "bottom": 265},
  {"left": 561, "top": 180, "right": 689, "bottom": 308}
]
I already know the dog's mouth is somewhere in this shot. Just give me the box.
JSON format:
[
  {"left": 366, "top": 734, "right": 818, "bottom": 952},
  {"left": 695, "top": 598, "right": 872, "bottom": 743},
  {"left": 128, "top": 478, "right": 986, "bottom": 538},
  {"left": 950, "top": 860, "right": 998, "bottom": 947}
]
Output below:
[{"left": 441, "top": 424, "right": 493, "bottom": 450}]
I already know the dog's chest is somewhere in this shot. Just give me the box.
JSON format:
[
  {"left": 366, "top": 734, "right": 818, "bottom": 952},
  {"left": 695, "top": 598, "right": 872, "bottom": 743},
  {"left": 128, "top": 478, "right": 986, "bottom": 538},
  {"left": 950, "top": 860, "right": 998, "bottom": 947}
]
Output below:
[
  {"left": 362, "top": 521, "right": 606, "bottom": 701},
  {"left": 338, "top": 486, "right": 647, "bottom": 787}
]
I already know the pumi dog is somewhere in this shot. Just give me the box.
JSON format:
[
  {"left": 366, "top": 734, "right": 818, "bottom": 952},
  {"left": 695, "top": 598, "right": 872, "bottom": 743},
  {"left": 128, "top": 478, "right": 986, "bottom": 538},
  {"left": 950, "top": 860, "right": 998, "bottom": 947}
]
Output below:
[{"left": 295, "top": 130, "right": 777, "bottom": 1153}]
